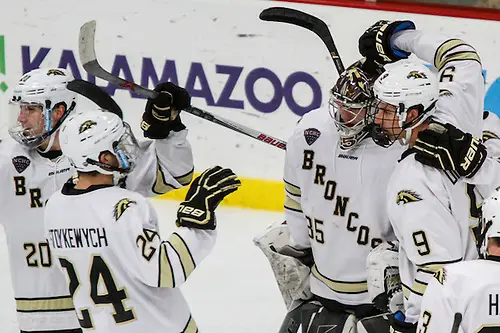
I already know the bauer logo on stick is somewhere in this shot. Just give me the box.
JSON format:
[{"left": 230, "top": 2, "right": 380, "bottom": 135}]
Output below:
[{"left": 304, "top": 128, "right": 321, "bottom": 146}]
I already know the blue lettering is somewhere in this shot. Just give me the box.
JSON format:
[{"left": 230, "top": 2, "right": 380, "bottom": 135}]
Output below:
[
  {"left": 185, "top": 62, "right": 215, "bottom": 106},
  {"left": 283, "top": 71, "right": 321, "bottom": 116},
  {"left": 58, "top": 49, "right": 82, "bottom": 79},
  {"left": 22, "top": 46, "right": 50, "bottom": 73},
  {"left": 141, "top": 58, "right": 178, "bottom": 88},
  {"left": 105, "top": 55, "right": 143, "bottom": 99},
  {"left": 215, "top": 65, "right": 244, "bottom": 109},
  {"left": 57, "top": 50, "right": 99, "bottom": 85},
  {"left": 245, "top": 67, "right": 283, "bottom": 113}
]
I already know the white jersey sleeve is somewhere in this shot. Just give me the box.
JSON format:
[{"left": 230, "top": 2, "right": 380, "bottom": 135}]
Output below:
[
  {"left": 108, "top": 196, "right": 215, "bottom": 288},
  {"left": 283, "top": 125, "right": 312, "bottom": 250},
  {"left": 393, "top": 30, "right": 484, "bottom": 137},
  {"left": 467, "top": 111, "right": 500, "bottom": 199},
  {"left": 387, "top": 157, "right": 476, "bottom": 323},
  {"left": 418, "top": 260, "right": 500, "bottom": 333},
  {"left": 416, "top": 267, "right": 456, "bottom": 333},
  {"left": 125, "top": 129, "right": 194, "bottom": 197}
]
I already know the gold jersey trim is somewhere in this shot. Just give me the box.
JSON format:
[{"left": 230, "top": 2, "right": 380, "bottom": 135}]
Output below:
[{"left": 311, "top": 265, "right": 368, "bottom": 294}]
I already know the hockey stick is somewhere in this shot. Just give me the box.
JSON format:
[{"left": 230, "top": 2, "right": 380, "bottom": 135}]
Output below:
[
  {"left": 259, "top": 7, "right": 345, "bottom": 75},
  {"left": 450, "top": 313, "right": 462, "bottom": 333},
  {"left": 78, "top": 20, "right": 286, "bottom": 150},
  {"left": 67, "top": 79, "right": 123, "bottom": 119}
]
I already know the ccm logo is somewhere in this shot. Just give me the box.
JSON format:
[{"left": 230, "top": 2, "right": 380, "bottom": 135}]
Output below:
[
  {"left": 178, "top": 205, "right": 204, "bottom": 217},
  {"left": 460, "top": 137, "right": 479, "bottom": 171}
]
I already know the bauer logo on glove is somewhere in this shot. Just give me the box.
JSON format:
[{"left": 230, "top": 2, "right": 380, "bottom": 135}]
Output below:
[{"left": 176, "top": 166, "right": 241, "bottom": 230}]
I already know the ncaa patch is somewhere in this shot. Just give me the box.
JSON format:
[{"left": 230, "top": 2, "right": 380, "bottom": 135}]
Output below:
[
  {"left": 12, "top": 156, "right": 31, "bottom": 173},
  {"left": 304, "top": 128, "right": 321, "bottom": 146}
]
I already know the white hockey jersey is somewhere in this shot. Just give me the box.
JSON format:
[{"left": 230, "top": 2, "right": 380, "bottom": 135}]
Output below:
[
  {"left": 44, "top": 183, "right": 213, "bottom": 332},
  {"left": 386, "top": 153, "right": 478, "bottom": 324},
  {"left": 385, "top": 29, "right": 485, "bottom": 324},
  {"left": 284, "top": 107, "right": 403, "bottom": 306},
  {"left": 417, "top": 259, "right": 500, "bottom": 333},
  {"left": 467, "top": 111, "right": 500, "bottom": 201},
  {"left": 393, "top": 30, "right": 484, "bottom": 138},
  {"left": 0, "top": 130, "right": 193, "bottom": 332}
]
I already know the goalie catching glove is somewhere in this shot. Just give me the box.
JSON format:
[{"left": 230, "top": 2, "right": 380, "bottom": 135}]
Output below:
[
  {"left": 141, "top": 82, "right": 191, "bottom": 139},
  {"left": 413, "top": 122, "right": 487, "bottom": 178},
  {"left": 176, "top": 166, "right": 241, "bottom": 230},
  {"left": 358, "top": 20, "right": 415, "bottom": 64}
]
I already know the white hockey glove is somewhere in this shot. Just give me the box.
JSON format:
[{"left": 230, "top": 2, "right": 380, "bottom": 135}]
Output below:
[
  {"left": 253, "top": 221, "right": 313, "bottom": 309},
  {"left": 367, "top": 241, "right": 404, "bottom": 314}
]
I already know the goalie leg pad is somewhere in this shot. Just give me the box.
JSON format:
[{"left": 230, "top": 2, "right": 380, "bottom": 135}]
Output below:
[
  {"left": 254, "top": 222, "right": 313, "bottom": 308},
  {"left": 357, "top": 313, "right": 391, "bottom": 333},
  {"left": 279, "top": 301, "right": 358, "bottom": 333}
]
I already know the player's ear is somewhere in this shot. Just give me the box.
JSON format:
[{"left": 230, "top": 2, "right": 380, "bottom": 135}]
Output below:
[
  {"left": 406, "top": 106, "right": 420, "bottom": 123},
  {"left": 51, "top": 104, "right": 66, "bottom": 122},
  {"left": 99, "top": 151, "right": 118, "bottom": 168}
]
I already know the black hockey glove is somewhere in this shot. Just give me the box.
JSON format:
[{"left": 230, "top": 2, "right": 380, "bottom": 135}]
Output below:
[
  {"left": 389, "top": 312, "right": 417, "bottom": 333},
  {"left": 141, "top": 82, "right": 191, "bottom": 139},
  {"left": 359, "top": 20, "right": 415, "bottom": 64},
  {"left": 176, "top": 166, "right": 241, "bottom": 230},
  {"left": 414, "top": 123, "right": 487, "bottom": 179}
]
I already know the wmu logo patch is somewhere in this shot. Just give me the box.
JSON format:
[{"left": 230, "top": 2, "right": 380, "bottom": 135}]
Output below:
[
  {"left": 12, "top": 156, "right": 31, "bottom": 173},
  {"left": 396, "top": 190, "right": 422, "bottom": 205},
  {"left": 304, "top": 128, "right": 321, "bottom": 146},
  {"left": 433, "top": 267, "right": 447, "bottom": 285},
  {"left": 46, "top": 69, "right": 66, "bottom": 76},
  {"left": 79, "top": 120, "right": 97, "bottom": 134},
  {"left": 113, "top": 198, "right": 136, "bottom": 221},
  {"left": 407, "top": 71, "right": 428, "bottom": 79}
]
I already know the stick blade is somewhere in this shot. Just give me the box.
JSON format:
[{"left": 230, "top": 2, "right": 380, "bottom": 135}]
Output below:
[
  {"left": 79, "top": 20, "right": 97, "bottom": 66},
  {"left": 259, "top": 7, "right": 319, "bottom": 31}
]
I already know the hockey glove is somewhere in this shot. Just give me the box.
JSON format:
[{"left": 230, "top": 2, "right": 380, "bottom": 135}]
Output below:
[
  {"left": 359, "top": 20, "right": 415, "bottom": 64},
  {"left": 414, "top": 122, "right": 487, "bottom": 179},
  {"left": 389, "top": 312, "right": 417, "bottom": 333},
  {"left": 141, "top": 82, "right": 191, "bottom": 139},
  {"left": 176, "top": 166, "right": 241, "bottom": 230},
  {"left": 367, "top": 241, "right": 404, "bottom": 314}
]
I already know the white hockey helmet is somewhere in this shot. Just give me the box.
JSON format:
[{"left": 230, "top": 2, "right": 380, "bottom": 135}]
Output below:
[
  {"left": 368, "top": 61, "right": 439, "bottom": 147},
  {"left": 59, "top": 109, "right": 140, "bottom": 180},
  {"left": 8, "top": 68, "right": 77, "bottom": 149},
  {"left": 479, "top": 187, "right": 500, "bottom": 258}
]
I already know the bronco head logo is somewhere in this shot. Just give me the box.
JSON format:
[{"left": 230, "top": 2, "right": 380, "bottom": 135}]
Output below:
[
  {"left": 407, "top": 71, "right": 428, "bottom": 79},
  {"left": 46, "top": 69, "right": 66, "bottom": 76},
  {"left": 78, "top": 120, "right": 97, "bottom": 134},
  {"left": 113, "top": 198, "right": 137, "bottom": 221}
]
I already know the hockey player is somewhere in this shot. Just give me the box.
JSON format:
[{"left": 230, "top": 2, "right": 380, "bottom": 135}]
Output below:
[
  {"left": 0, "top": 68, "right": 194, "bottom": 333},
  {"left": 416, "top": 187, "right": 500, "bottom": 333},
  {"left": 44, "top": 109, "right": 240, "bottom": 332},
  {"left": 255, "top": 58, "right": 405, "bottom": 333},
  {"left": 412, "top": 110, "right": 500, "bottom": 204},
  {"left": 358, "top": 20, "right": 485, "bottom": 332}
]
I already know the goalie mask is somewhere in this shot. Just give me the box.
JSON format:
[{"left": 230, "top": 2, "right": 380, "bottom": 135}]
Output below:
[
  {"left": 8, "top": 68, "right": 77, "bottom": 150},
  {"left": 329, "top": 59, "right": 382, "bottom": 150},
  {"left": 367, "top": 61, "right": 439, "bottom": 148},
  {"left": 478, "top": 188, "right": 500, "bottom": 259},
  {"left": 59, "top": 109, "right": 141, "bottom": 183}
]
